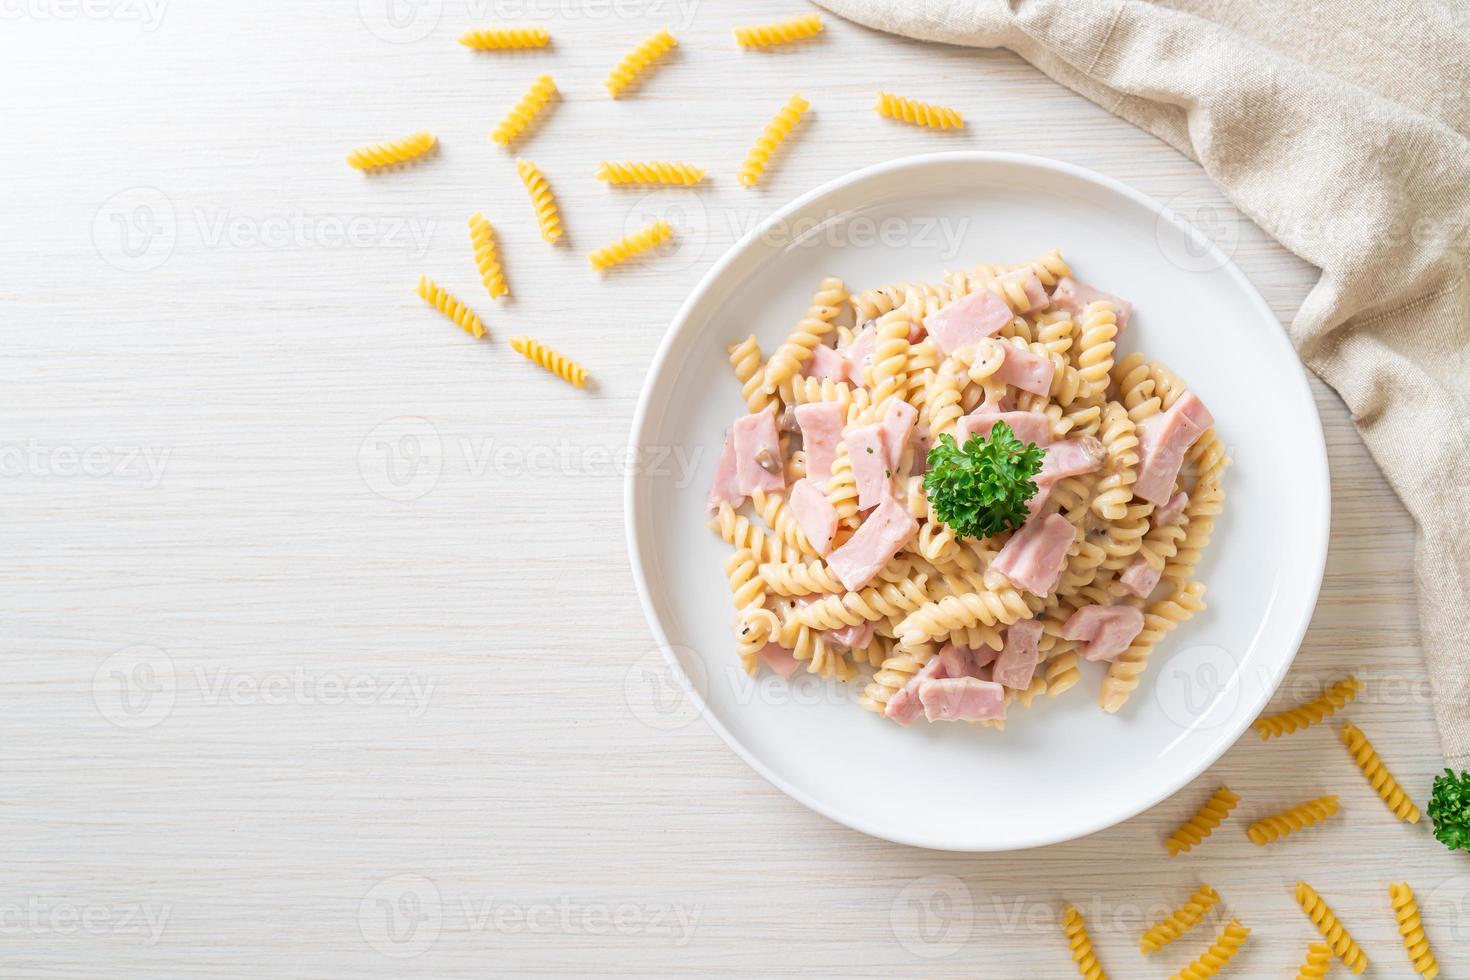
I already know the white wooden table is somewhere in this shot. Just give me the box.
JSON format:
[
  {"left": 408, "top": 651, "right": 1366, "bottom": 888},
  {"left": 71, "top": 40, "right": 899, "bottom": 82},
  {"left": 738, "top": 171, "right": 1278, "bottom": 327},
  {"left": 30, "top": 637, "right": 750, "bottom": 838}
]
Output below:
[{"left": 3, "top": 2, "right": 1462, "bottom": 976}]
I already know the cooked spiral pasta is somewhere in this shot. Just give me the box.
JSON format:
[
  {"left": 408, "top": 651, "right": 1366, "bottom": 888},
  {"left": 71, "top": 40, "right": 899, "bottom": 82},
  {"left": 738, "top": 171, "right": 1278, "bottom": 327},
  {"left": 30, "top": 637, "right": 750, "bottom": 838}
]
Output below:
[
  {"left": 765, "top": 277, "right": 846, "bottom": 395},
  {"left": 491, "top": 74, "right": 557, "bottom": 147},
  {"left": 1247, "top": 794, "right": 1339, "bottom": 845},
  {"left": 727, "top": 335, "right": 775, "bottom": 414},
  {"left": 1091, "top": 402, "right": 1138, "bottom": 520},
  {"left": 510, "top": 334, "right": 588, "bottom": 388},
  {"left": 1010, "top": 248, "right": 1073, "bottom": 287},
  {"left": 1062, "top": 905, "right": 1107, "bottom": 980},
  {"left": 1171, "top": 919, "right": 1249, "bottom": 980},
  {"left": 824, "top": 443, "right": 860, "bottom": 527},
  {"left": 1044, "top": 649, "right": 1082, "bottom": 698},
  {"left": 733, "top": 605, "right": 778, "bottom": 675},
  {"left": 725, "top": 547, "right": 765, "bottom": 611},
  {"left": 758, "top": 560, "right": 844, "bottom": 596},
  {"left": 588, "top": 219, "right": 672, "bottom": 271},
  {"left": 1295, "top": 942, "right": 1332, "bottom": 979},
  {"left": 1389, "top": 882, "right": 1439, "bottom": 979},
  {"left": 1074, "top": 301, "right": 1118, "bottom": 394},
  {"left": 859, "top": 643, "right": 934, "bottom": 714},
  {"left": 459, "top": 26, "right": 549, "bottom": 49},
  {"left": 347, "top": 130, "right": 437, "bottom": 170},
  {"left": 710, "top": 502, "right": 790, "bottom": 565},
  {"left": 896, "top": 583, "right": 1035, "bottom": 646},
  {"left": 792, "top": 576, "right": 932, "bottom": 631},
  {"left": 735, "top": 12, "right": 823, "bottom": 47},
  {"left": 595, "top": 160, "right": 706, "bottom": 185},
  {"left": 1166, "top": 786, "right": 1239, "bottom": 856},
  {"left": 738, "top": 92, "right": 808, "bottom": 187},
  {"left": 1296, "top": 881, "right": 1369, "bottom": 974},
  {"left": 1253, "top": 675, "right": 1363, "bottom": 739},
  {"left": 1140, "top": 884, "right": 1220, "bottom": 953},
  {"left": 874, "top": 91, "right": 964, "bottom": 130},
  {"left": 1340, "top": 722, "right": 1421, "bottom": 823},
  {"left": 864, "top": 307, "right": 913, "bottom": 410},
  {"left": 416, "top": 275, "right": 485, "bottom": 339},
  {"left": 1164, "top": 432, "right": 1229, "bottom": 581},
  {"left": 515, "top": 158, "right": 563, "bottom": 244},
  {"left": 750, "top": 489, "right": 817, "bottom": 558},
  {"left": 604, "top": 29, "right": 676, "bottom": 97},
  {"left": 1099, "top": 581, "right": 1205, "bottom": 713},
  {"left": 467, "top": 212, "right": 508, "bottom": 299}
]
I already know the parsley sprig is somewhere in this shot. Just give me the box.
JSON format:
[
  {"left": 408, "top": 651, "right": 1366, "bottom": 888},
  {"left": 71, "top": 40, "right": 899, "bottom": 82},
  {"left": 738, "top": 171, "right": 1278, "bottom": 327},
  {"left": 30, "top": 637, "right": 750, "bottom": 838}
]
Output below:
[
  {"left": 922, "top": 421, "right": 1044, "bottom": 540},
  {"left": 1430, "top": 768, "right": 1470, "bottom": 853}
]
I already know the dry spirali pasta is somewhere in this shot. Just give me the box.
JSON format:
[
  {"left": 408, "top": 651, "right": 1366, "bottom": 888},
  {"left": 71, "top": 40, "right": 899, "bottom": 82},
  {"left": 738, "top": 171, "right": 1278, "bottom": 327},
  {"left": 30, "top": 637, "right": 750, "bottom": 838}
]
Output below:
[
  {"left": 1166, "top": 786, "right": 1239, "bottom": 856},
  {"left": 1295, "top": 942, "right": 1332, "bottom": 979},
  {"left": 604, "top": 28, "right": 676, "bottom": 97},
  {"left": 588, "top": 219, "right": 672, "bottom": 271},
  {"left": 1061, "top": 905, "right": 1106, "bottom": 980},
  {"left": 874, "top": 91, "right": 964, "bottom": 130},
  {"left": 1247, "top": 794, "right": 1339, "bottom": 845},
  {"left": 467, "top": 213, "right": 508, "bottom": 299},
  {"left": 1388, "top": 882, "right": 1440, "bottom": 979},
  {"left": 491, "top": 73, "right": 557, "bottom": 147},
  {"left": 458, "top": 26, "right": 549, "bottom": 49},
  {"left": 739, "top": 92, "right": 808, "bottom": 187},
  {"left": 734, "top": 13, "right": 823, "bottom": 48},
  {"left": 1340, "top": 722, "right": 1421, "bottom": 823},
  {"left": 1296, "top": 880, "right": 1369, "bottom": 974},
  {"left": 595, "top": 160, "right": 706, "bottom": 185},
  {"left": 1252, "top": 675, "right": 1362, "bottom": 738},
  {"left": 346, "top": 131, "right": 436, "bottom": 170},
  {"left": 1139, "top": 884, "right": 1219, "bottom": 954},
  {"left": 510, "top": 335, "right": 588, "bottom": 388},
  {"left": 416, "top": 275, "right": 485, "bottom": 339},
  {"left": 1171, "top": 919, "right": 1248, "bottom": 980},
  {"left": 515, "top": 158, "right": 563, "bottom": 243}
]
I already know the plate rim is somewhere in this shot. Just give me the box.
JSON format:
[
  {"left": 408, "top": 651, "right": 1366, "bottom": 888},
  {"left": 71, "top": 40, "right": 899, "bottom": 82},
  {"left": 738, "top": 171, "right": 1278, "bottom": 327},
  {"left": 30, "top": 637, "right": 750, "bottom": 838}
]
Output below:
[{"left": 624, "top": 150, "right": 1331, "bottom": 851}]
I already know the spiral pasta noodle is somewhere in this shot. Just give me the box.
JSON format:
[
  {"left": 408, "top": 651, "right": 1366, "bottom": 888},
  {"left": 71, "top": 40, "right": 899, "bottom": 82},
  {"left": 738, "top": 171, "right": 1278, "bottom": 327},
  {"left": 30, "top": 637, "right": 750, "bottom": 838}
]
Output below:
[
  {"left": 604, "top": 29, "right": 676, "bottom": 97},
  {"left": 1091, "top": 402, "right": 1138, "bottom": 520},
  {"left": 750, "top": 489, "right": 817, "bottom": 558},
  {"left": 874, "top": 91, "right": 964, "bottom": 130},
  {"left": 491, "top": 74, "right": 556, "bottom": 148},
  {"left": 1074, "top": 301, "right": 1118, "bottom": 394},
  {"left": 1061, "top": 905, "right": 1106, "bottom": 980},
  {"left": 792, "top": 576, "right": 932, "bottom": 631},
  {"left": 764, "top": 277, "right": 846, "bottom": 395},
  {"left": 1171, "top": 919, "right": 1249, "bottom": 980},
  {"left": 865, "top": 307, "right": 913, "bottom": 410},
  {"left": 896, "top": 583, "right": 1035, "bottom": 645},
  {"left": 710, "top": 502, "right": 790, "bottom": 565},
  {"left": 510, "top": 334, "right": 588, "bottom": 388},
  {"left": 739, "top": 92, "right": 809, "bottom": 187},
  {"left": 726, "top": 335, "right": 775, "bottom": 415},
  {"left": 595, "top": 160, "right": 706, "bottom": 185},
  {"left": 758, "top": 560, "right": 844, "bottom": 596},
  {"left": 1140, "top": 884, "right": 1220, "bottom": 953},
  {"left": 1389, "top": 882, "right": 1439, "bottom": 979},
  {"left": 589, "top": 219, "right": 672, "bottom": 271},
  {"left": 1099, "top": 581, "right": 1205, "bottom": 713},
  {"left": 1044, "top": 649, "right": 1082, "bottom": 698},
  {"left": 515, "top": 158, "right": 563, "bottom": 244},
  {"left": 467, "top": 212, "right": 508, "bottom": 299},
  {"left": 1295, "top": 942, "right": 1332, "bottom": 979},
  {"left": 1296, "top": 881, "right": 1369, "bottom": 974},
  {"left": 416, "top": 275, "right": 485, "bottom": 339},
  {"left": 735, "top": 13, "right": 823, "bottom": 47},
  {"left": 1252, "top": 675, "right": 1362, "bottom": 739},
  {"left": 1340, "top": 722, "right": 1421, "bottom": 823},
  {"left": 1166, "top": 786, "right": 1239, "bottom": 856},
  {"left": 1246, "top": 794, "right": 1339, "bottom": 845},
  {"left": 733, "top": 605, "right": 778, "bottom": 675},
  {"left": 459, "top": 26, "right": 549, "bottom": 49},
  {"left": 725, "top": 547, "right": 765, "bottom": 613},
  {"left": 859, "top": 642, "right": 933, "bottom": 714},
  {"left": 347, "top": 131, "right": 437, "bottom": 170},
  {"left": 824, "top": 443, "right": 860, "bottom": 526}
]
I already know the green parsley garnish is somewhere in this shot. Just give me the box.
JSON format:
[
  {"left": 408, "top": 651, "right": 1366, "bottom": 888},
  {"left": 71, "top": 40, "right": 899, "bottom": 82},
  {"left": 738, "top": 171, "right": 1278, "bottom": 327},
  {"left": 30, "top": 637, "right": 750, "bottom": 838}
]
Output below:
[
  {"left": 1429, "top": 768, "right": 1470, "bottom": 853},
  {"left": 922, "top": 421, "right": 1044, "bottom": 539}
]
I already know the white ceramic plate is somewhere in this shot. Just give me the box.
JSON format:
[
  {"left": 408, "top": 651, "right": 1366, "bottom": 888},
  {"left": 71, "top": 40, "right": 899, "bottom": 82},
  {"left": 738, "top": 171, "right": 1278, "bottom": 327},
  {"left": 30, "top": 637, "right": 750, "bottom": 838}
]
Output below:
[{"left": 625, "top": 152, "right": 1329, "bottom": 851}]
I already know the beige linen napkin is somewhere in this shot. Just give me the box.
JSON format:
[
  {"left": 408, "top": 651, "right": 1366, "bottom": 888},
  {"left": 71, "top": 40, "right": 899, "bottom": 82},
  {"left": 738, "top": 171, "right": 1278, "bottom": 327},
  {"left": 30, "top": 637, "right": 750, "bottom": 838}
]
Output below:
[{"left": 814, "top": 0, "right": 1470, "bottom": 767}]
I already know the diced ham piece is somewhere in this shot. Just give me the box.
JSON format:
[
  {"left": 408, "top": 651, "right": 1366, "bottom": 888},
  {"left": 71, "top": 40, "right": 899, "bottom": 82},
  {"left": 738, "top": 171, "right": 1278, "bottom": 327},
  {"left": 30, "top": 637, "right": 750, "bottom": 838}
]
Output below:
[
  {"left": 920, "top": 677, "right": 1008, "bottom": 723},
  {"left": 1135, "top": 392, "right": 1213, "bottom": 505},
  {"left": 1037, "top": 436, "right": 1106, "bottom": 486},
  {"left": 909, "top": 424, "right": 933, "bottom": 476},
  {"left": 795, "top": 402, "right": 844, "bottom": 484},
  {"left": 922, "top": 288, "right": 1012, "bottom": 355},
  {"left": 732, "top": 410, "right": 785, "bottom": 495},
  {"left": 993, "top": 619, "right": 1042, "bottom": 690},
  {"left": 991, "top": 513, "right": 1075, "bottom": 597},
  {"left": 707, "top": 430, "right": 744, "bottom": 511},
  {"left": 828, "top": 619, "right": 876, "bottom": 650},
  {"left": 806, "top": 343, "right": 846, "bottom": 383},
  {"left": 826, "top": 497, "right": 918, "bottom": 592},
  {"left": 1025, "top": 480, "right": 1054, "bottom": 521},
  {"left": 1051, "top": 276, "right": 1133, "bottom": 331},
  {"left": 937, "top": 642, "right": 969, "bottom": 679},
  {"left": 789, "top": 478, "right": 840, "bottom": 556},
  {"left": 1119, "top": 557, "right": 1162, "bottom": 599},
  {"left": 969, "top": 644, "right": 999, "bottom": 669},
  {"left": 994, "top": 267, "right": 1048, "bottom": 311},
  {"left": 1153, "top": 490, "right": 1189, "bottom": 527},
  {"left": 842, "top": 323, "right": 876, "bottom": 380},
  {"left": 954, "top": 410, "right": 1054, "bottom": 448},
  {"left": 993, "top": 343, "right": 1055, "bottom": 396},
  {"left": 1061, "top": 604, "right": 1147, "bottom": 662},
  {"left": 884, "top": 654, "right": 945, "bottom": 726},
  {"left": 879, "top": 399, "right": 917, "bottom": 470},
  {"left": 844, "top": 424, "right": 891, "bottom": 510},
  {"left": 756, "top": 642, "right": 800, "bottom": 680}
]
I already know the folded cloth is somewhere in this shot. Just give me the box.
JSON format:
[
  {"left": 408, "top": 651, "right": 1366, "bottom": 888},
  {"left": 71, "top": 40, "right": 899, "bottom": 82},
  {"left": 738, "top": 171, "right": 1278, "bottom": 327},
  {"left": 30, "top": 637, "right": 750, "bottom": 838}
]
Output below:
[{"left": 816, "top": 0, "right": 1470, "bottom": 767}]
